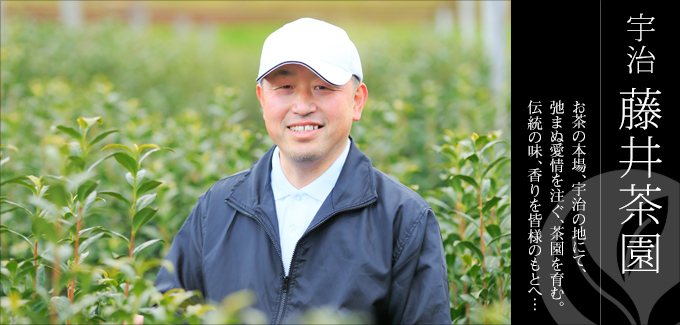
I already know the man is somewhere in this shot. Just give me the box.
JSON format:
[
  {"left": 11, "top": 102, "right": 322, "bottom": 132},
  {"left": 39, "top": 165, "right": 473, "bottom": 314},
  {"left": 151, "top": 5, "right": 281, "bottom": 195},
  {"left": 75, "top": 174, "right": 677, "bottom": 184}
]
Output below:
[{"left": 155, "top": 18, "right": 451, "bottom": 324}]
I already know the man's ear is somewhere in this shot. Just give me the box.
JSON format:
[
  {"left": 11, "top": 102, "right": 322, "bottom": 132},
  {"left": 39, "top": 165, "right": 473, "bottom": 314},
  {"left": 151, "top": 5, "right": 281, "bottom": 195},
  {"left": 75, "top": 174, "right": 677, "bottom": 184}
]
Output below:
[
  {"left": 256, "top": 82, "right": 265, "bottom": 117},
  {"left": 352, "top": 83, "right": 368, "bottom": 121}
]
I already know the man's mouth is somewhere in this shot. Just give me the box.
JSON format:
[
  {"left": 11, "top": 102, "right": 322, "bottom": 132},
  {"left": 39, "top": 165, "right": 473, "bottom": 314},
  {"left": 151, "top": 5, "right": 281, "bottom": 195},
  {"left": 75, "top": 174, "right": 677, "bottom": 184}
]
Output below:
[{"left": 288, "top": 125, "right": 323, "bottom": 133}]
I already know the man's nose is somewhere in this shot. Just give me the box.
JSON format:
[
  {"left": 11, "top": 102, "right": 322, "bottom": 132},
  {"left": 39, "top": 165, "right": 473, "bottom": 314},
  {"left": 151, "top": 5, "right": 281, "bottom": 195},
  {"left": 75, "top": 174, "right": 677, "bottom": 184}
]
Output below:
[{"left": 291, "top": 89, "right": 317, "bottom": 116}]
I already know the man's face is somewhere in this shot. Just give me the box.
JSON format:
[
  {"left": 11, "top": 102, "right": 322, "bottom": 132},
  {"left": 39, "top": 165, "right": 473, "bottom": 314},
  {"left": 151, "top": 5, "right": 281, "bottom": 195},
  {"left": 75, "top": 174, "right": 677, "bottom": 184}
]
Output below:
[{"left": 256, "top": 64, "right": 367, "bottom": 164}]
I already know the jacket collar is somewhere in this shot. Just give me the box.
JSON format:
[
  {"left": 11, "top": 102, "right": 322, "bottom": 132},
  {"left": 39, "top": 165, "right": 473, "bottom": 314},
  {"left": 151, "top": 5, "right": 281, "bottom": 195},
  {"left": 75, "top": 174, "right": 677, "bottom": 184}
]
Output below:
[
  {"left": 225, "top": 136, "right": 378, "bottom": 245},
  {"left": 270, "top": 138, "right": 350, "bottom": 202}
]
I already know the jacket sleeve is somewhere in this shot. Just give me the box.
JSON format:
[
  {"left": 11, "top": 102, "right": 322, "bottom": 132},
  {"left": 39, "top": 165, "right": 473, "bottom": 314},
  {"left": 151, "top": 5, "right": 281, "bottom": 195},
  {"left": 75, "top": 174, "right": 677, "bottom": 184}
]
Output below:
[
  {"left": 389, "top": 208, "right": 451, "bottom": 324},
  {"left": 154, "top": 194, "right": 206, "bottom": 296}
]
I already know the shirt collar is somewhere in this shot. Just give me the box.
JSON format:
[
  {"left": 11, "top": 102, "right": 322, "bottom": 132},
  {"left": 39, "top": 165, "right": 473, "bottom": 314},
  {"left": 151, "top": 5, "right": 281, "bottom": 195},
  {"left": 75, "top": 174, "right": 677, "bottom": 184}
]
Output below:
[{"left": 271, "top": 138, "right": 351, "bottom": 202}]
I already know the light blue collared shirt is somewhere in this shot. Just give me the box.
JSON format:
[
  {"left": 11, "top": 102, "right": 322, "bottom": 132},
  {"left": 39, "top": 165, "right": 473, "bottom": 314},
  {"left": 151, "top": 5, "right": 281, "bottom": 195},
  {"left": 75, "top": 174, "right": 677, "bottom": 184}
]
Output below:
[{"left": 271, "top": 138, "right": 351, "bottom": 275}]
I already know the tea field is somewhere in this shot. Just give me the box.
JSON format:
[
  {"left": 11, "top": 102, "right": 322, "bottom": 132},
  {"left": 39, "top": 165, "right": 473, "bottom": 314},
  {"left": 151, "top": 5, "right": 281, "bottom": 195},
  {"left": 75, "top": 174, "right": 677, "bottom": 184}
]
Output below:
[{"left": 0, "top": 18, "right": 510, "bottom": 324}]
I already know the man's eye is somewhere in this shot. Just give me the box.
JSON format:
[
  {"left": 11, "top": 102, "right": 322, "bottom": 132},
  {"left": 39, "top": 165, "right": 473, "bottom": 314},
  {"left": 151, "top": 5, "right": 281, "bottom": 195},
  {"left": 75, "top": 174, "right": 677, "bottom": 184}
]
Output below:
[
  {"left": 281, "top": 85, "right": 292, "bottom": 89},
  {"left": 315, "top": 85, "right": 328, "bottom": 90}
]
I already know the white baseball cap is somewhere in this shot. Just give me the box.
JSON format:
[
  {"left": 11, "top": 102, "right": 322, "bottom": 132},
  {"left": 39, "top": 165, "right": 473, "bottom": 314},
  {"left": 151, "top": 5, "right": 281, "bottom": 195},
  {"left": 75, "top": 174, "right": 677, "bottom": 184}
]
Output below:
[{"left": 256, "top": 18, "right": 363, "bottom": 86}]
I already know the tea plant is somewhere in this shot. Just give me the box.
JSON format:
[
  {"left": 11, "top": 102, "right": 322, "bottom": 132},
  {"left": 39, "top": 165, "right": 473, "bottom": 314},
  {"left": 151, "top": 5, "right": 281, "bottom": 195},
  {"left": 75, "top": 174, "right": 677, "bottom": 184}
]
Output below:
[
  {"left": 0, "top": 118, "right": 259, "bottom": 324},
  {"left": 99, "top": 141, "right": 173, "bottom": 297},
  {"left": 427, "top": 130, "right": 511, "bottom": 324}
]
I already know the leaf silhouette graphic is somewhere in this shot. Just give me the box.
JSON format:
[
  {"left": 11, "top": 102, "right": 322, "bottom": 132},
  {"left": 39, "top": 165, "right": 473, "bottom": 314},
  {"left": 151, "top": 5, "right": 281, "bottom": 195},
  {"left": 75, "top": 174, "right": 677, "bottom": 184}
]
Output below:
[
  {"left": 648, "top": 282, "right": 680, "bottom": 324},
  {"left": 564, "top": 209, "right": 641, "bottom": 325},
  {"left": 617, "top": 196, "right": 667, "bottom": 281}
]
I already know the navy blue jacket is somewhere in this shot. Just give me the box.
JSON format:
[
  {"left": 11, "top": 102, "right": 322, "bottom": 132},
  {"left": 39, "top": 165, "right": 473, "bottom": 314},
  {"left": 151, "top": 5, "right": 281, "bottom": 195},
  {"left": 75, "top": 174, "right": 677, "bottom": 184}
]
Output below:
[{"left": 155, "top": 138, "right": 451, "bottom": 324}]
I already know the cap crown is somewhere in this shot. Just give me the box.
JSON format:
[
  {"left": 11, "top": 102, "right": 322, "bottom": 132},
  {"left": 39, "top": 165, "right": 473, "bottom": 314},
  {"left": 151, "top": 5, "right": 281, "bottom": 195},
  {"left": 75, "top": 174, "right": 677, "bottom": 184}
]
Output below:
[{"left": 257, "top": 18, "right": 363, "bottom": 85}]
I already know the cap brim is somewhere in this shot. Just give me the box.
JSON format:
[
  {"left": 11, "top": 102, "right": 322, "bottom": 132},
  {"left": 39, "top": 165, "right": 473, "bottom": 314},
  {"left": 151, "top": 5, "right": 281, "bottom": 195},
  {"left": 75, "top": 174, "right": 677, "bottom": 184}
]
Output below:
[{"left": 256, "top": 60, "right": 353, "bottom": 86}]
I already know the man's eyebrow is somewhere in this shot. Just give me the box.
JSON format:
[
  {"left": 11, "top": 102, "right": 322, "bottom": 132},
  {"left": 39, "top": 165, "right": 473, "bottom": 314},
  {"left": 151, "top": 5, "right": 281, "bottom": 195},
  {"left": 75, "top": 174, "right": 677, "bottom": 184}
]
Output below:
[{"left": 269, "top": 69, "right": 294, "bottom": 78}]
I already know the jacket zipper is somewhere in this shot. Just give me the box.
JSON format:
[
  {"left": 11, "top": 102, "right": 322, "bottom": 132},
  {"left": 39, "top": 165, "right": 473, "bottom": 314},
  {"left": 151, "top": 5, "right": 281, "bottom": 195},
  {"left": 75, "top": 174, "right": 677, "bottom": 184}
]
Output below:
[
  {"left": 276, "top": 197, "right": 378, "bottom": 322},
  {"left": 275, "top": 276, "right": 290, "bottom": 324},
  {"left": 227, "top": 196, "right": 377, "bottom": 324}
]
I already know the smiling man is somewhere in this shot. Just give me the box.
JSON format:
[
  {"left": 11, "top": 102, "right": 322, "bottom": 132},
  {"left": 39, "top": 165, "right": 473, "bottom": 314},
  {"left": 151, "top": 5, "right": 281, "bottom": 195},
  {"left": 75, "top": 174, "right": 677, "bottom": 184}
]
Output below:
[{"left": 155, "top": 18, "right": 451, "bottom": 324}]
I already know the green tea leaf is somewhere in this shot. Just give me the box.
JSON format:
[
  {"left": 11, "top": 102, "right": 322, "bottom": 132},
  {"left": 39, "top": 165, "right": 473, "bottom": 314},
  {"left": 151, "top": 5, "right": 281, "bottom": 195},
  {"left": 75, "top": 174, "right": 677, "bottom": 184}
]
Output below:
[
  {"left": 135, "top": 193, "right": 156, "bottom": 212},
  {"left": 441, "top": 146, "right": 458, "bottom": 162},
  {"left": 138, "top": 144, "right": 161, "bottom": 154},
  {"left": 469, "top": 264, "right": 481, "bottom": 278},
  {"left": 88, "top": 316, "right": 107, "bottom": 323},
  {"left": 479, "top": 140, "right": 506, "bottom": 157},
  {"left": 482, "top": 196, "right": 502, "bottom": 214},
  {"left": 85, "top": 153, "right": 116, "bottom": 174},
  {"left": 26, "top": 175, "right": 41, "bottom": 188},
  {"left": 125, "top": 172, "right": 134, "bottom": 186},
  {"left": 425, "top": 197, "right": 451, "bottom": 211},
  {"left": 113, "top": 152, "right": 138, "bottom": 174},
  {"left": 480, "top": 179, "right": 490, "bottom": 199},
  {"left": 132, "top": 207, "right": 158, "bottom": 232},
  {"left": 458, "top": 139, "right": 474, "bottom": 151},
  {"left": 80, "top": 226, "right": 129, "bottom": 244},
  {"left": 0, "top": 198, "right": 33, "bottom": 217},
  {"left": 482, "top": 156, "right": 510, "bottom": 179},
  {"left": 472, "top": 289, "right": 486, "bottom": 299},
  {"left": 452, "top": 210, "right": 479, "bottom": 228},
  {"left": 0, "top": 225, "right": 33, "bottom": 249},
  {"left": 78, "top": 233, "right": 106, "bottom": 255},
  {"left": 0, "top": 144, "right": 18, "bottom": 151},
  {"left": 487, "top": 233, "right": 511, "bottom": 248},
  {"left": 82, "top": 190, "right": 98, "bottom": 213},
  {"left": 67, "top": 155, "right": 86, "bottom": 172},
  {"left": 77, "top": 180, "right": 99, "bottom": 203},
  {"left": 137, "top": 180, "right": 162, "bottom": 196},
  {"left": 0, "top": 177, "right": 36, "bottom": 194},
  {"left": 136, "top": 169, "right": 146, "bottom": 182},
  {"left": 98, "top": 191, "right": 131, "bottom": 208},
  {"left": 461, "top": 254, "right": 473, "bottom": 267},
  {"left": 459, "top": 294, "right": 479, "bottom": 307},
  {"left": 132, "top": 239, "right": 165, "bottom": 258},
  {"left": 465, "top": 153, "right": 479, "bottom": 171},
  {"left": 31, "top": 217, "right": 57, "bottom": 242},
  {"left": 138, "top": 148, "right": 159, "bottom": 166},
  {"left": 485, "top": 224, "right": 501, "bottom": 239},
  {"left": 89, "top": 129, "right": 120, "bottom": 147},
  {"left": 442, "top": 230, "right": 460, "bottom": 246},
  {"left": 38, "top": 185, "right": 50, "bottom": 199},
  {"left": 454, "top": 175, "right": 478, "bottom": 189},
  {"left": 497, "top": 203, "right": 510, "bottom": 218},
  {"left": 77, "top": 116, "right": 102, "bottom": 135},
  {"left": 56, "top": 125, "right": 81, "bottom": 141},
  {"left": 474, "top": 135, "right": 490, "bottom": 150},
  {"left": 496, "top": 184, "right": 510, "bottom": 197},
  {"left": 17, "top": 258, "right": 39, "bottom": 279},
  {"left": 455, "top": 240, "right": 484, "bottom": 263},
  {"left": 0, "top": 207, "right": 19, "bottom": 215},
  {"left": 51, "top": 296, "right": 72, "bottom": 322},
  {"left": 5, "top": 260, "right": 18, "bottom": 280},
  {"left": 101, "top": 143, "right": 135, "bottom": 157},
  {"left": 45, "top": 183, "right": 69, "bottom": 208},
  {"left": 37, "top": 265, "right": 46, "bottom": 289}
]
